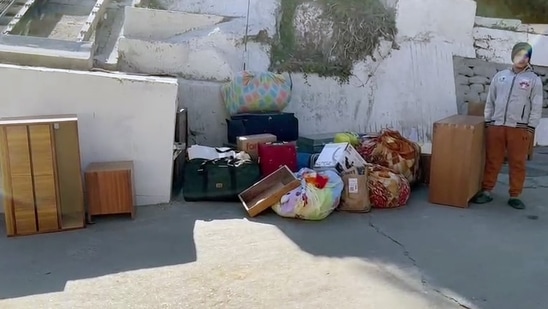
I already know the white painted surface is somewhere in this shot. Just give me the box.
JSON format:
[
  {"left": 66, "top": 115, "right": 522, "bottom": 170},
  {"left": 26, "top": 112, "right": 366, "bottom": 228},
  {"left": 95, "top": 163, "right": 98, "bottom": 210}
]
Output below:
[
  {"left": 165, "top": 0, "right": 476, "bottom": 145},
  {"left": 396, "top": 0, "right": 476, "bottom": 58},
  {"left": 119, "top": 0, "right": 276, "bottom": 81},
  {"left": 118, "top": 37, "right": 269, "bottom": 81},
  {"left": 535, "top": 119, "right": 548, "bottom": 146},
  {"left": 0, "top": 64, "right": 178, "bottom": 210},
  {"left": 286, "top": 41, "right": 457, "bottom": 142},
  {"left": 474, "top": 27, "right": 548, "bottom": 66},
  {"left": 123, "top": 7, "right": 224, "bottom": 41}
]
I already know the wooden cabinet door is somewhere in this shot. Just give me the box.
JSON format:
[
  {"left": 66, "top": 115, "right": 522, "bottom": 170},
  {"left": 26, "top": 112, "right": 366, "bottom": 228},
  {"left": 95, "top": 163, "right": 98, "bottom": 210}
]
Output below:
[
  {"left": 1, "top": 126, "right": 37, "bottom": 235},
  {"left": 28, "top": 124, "right": 60, "bottom": 232}
]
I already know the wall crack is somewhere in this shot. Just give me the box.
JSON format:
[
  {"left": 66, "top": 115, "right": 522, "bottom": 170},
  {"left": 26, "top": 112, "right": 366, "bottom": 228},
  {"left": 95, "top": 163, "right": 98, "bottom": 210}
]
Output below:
[{"left": 368, "top": 215, "right": 474, "bottom": 309}]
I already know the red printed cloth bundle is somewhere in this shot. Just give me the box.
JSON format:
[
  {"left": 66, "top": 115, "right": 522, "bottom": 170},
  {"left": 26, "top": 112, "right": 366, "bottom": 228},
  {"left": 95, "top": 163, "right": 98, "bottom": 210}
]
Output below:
[
  {"left": 358, "top": 130, "right": 421, "bottom": 184},
  {"left": 367, "top": 164, "right": 411, "bottom": 209}
]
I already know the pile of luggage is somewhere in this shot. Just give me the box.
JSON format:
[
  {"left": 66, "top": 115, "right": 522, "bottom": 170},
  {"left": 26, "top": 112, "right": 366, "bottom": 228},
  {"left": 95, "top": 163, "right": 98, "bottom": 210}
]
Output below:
[{"left": 181, "top": 70, "right": 422, "bottom": 221}]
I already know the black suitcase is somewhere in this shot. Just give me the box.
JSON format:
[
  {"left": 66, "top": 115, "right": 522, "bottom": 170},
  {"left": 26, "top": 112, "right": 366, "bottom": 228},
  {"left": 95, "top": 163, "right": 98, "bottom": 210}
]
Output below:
[{"left": 226, "top": 113, "right": 299, "bottom": 143}]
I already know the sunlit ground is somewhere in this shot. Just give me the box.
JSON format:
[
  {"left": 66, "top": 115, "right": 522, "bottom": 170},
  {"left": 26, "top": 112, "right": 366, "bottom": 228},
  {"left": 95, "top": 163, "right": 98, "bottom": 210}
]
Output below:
[{"left": 0, "top": 216, "right": 464, "bottom": 309}]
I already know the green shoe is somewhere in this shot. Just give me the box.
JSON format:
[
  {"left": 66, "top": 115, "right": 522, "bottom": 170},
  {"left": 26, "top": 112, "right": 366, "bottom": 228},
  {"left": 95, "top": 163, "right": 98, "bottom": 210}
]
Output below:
[
  {"left": 508, "top": 198, "right": 526, "bottom": 210},
  {"left": 471, "top": 191, "right": 493, "bottom": 204}
]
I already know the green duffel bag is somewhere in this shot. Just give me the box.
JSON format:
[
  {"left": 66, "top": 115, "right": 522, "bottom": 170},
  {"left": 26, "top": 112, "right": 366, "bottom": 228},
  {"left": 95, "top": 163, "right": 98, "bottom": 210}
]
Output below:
[{"left": 183, "top": 158, "right": 261, "bottom": 202}]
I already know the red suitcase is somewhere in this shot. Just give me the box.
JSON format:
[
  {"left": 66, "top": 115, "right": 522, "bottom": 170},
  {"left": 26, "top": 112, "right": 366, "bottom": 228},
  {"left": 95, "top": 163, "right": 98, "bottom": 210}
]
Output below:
[{"left": 258, "top": 142, "right": 298, "bottom": 177}]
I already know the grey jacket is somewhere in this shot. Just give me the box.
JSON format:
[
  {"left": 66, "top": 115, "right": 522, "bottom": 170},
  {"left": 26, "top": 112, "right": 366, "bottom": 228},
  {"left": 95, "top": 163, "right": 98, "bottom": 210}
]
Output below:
[{"left": 484, "top": 67, "right": 543, "bottom": 132}]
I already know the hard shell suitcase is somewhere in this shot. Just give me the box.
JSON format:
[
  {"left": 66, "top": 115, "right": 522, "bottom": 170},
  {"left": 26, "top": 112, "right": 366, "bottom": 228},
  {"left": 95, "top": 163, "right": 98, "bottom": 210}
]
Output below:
[
  {"left": 183, "top": 158, "right": 261, "bottom": 201},
  {"left": 297, "top": 133, "right": 337, "bottom": 153},
  {"left": 297, "top": 152, "right": 312, "bottom": 170},
  {"left": 226, "top": 113, "right": 299, "bottom": 144},
  {"left": 258, "top": 142, "right": 297, "bottom": 177}
]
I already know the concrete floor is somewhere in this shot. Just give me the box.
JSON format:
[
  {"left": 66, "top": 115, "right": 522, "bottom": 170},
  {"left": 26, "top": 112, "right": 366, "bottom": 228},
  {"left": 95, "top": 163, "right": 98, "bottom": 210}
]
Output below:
[{"left": 1, "top": 150, "right": 548, "bottom": 309}]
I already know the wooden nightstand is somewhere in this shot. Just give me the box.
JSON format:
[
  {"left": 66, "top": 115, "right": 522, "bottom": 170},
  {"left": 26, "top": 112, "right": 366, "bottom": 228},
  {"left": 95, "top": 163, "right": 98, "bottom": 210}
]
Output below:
[{"left": 85, "top": 161, "right": 135, "bottom": 222}]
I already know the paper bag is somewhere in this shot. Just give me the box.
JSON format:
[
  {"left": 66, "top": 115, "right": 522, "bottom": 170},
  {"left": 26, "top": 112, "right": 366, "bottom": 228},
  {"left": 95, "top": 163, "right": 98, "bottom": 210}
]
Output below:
[{"left": 339, "top": 166, "right": 370, "bottom": 212}]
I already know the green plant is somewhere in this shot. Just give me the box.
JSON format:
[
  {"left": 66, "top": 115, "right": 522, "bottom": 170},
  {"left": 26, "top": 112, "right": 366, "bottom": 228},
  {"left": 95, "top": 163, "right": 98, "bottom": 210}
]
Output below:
[
  {"left": 475, "top": 0, "right": 548, "bottom": 23},
  {"left": 270, "top": 0, "right": 397, "bottom": 84}
]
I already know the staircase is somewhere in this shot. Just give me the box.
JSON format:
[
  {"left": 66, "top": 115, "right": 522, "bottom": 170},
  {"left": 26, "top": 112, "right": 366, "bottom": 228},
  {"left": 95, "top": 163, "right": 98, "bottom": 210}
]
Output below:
[
  {"left": 0, "top": 0, "right": 28, "bottom": 32},
  {"left": 0, "top": 0, "right": 27, "bottom": 32}
]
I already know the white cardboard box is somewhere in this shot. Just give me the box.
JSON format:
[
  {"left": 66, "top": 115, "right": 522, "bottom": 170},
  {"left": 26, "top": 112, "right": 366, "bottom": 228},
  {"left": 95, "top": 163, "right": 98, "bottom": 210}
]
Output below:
[{"left": 314, "top": 143, "right": 367, "bottom": 173}]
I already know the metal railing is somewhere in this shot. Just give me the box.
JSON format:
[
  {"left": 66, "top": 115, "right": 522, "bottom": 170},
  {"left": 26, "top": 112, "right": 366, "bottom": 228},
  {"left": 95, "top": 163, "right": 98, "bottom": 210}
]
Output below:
[{"left": 0, "top": 0, "right": 18, "bottom": 18}]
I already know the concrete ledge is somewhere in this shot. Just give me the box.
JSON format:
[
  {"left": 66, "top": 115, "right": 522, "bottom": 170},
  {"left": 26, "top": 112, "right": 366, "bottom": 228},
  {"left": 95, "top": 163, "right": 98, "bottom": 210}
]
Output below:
[
  {"left": 124, "top": 6, "right": 224, "bottom": 41},
  {"left": 0, "top": 34, "right": 93, "bottom": 70},
  {"left": 118, "top": 36, "right": 239, "bottom": 80}
]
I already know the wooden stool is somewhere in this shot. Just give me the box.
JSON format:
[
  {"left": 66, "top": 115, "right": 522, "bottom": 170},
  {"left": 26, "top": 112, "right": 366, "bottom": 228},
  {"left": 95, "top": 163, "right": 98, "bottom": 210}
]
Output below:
[{"left": 85, "top": 161, "right": 135, "bottom": 222}]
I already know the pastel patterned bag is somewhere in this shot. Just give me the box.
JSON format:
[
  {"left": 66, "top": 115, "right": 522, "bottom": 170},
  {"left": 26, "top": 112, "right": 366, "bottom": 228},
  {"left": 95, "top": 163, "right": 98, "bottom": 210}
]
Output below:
[
  {"left": 357, "top": 130, "right": 421, "bottom": 184},
  {"left": 367, "top": 164, "right": 410, "bottom": 209},
  {"left": 272, "top": 168, "right": 343, "bottom": 221},
  {"left": 221, "top": 71, "right": 292, "bottom": 116}
]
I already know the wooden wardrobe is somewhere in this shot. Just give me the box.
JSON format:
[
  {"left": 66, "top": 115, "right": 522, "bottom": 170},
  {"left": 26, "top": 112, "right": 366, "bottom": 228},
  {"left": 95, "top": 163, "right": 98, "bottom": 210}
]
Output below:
[{"left": 0, "top": 114, "right": 85, "bottom": 236}]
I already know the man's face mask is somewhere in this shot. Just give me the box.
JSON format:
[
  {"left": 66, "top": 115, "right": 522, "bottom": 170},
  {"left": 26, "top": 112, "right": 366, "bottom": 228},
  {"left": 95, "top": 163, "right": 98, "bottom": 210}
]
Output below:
[{"left": 513, "top": 50, "right": 529, "bottom": 66}]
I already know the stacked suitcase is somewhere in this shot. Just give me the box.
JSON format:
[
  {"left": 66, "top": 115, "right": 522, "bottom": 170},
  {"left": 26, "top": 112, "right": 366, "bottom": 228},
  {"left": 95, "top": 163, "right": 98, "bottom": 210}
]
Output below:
[
  {"left": 226, "top": 113, "right": 299, "bottom": 177},
  {"left": 295, "top": 133, "right": 336, "bottom": 170}
]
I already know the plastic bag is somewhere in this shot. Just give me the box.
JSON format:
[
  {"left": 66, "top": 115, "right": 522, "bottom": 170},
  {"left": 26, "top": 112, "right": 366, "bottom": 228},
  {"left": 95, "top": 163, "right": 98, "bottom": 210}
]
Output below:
[
  {"left": 221, "top": 71, "right": 292, "bottom": 116},
  {"left": 272, "top": 168, "right": 343, "bottom": 220},
  {"left": 368, "top": 164, "right": 410, "bottom": 209},
  {"left": 358, "top": 129, "right": 421, "bottom": 184}
]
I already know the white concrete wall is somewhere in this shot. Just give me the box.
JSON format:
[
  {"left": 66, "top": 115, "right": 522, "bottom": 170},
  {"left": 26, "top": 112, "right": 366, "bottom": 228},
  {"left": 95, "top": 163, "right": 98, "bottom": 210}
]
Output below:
[
  {"left": 123, "top": 7, "right": 225, "bottom": 41},
  {"left": 0, "top": 64, "right": 178, "bottom": 211},
  {"left": 118, "top": 3, "right": 274, "bottom": 81},
  {"left": 474, "top": 26, "right": 548, "bottom": 66},
  {"left": 153, "top": 0, "right": 477, "bottom": 146},
  {"left": 396, "top": 0, "right": 476, "bottom": 58}
]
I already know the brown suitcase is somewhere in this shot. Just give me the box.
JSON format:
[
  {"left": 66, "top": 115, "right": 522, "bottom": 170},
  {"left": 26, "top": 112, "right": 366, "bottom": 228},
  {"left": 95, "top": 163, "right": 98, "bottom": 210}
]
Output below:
[{"left": 428, "top": 115, "right": 485, "bottom": 208}]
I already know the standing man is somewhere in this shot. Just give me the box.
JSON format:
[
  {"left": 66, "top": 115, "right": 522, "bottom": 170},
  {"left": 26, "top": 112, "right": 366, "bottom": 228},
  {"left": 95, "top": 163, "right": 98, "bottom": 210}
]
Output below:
[{"left": 472, "top": 42, "right": 543, "bottom": 209}]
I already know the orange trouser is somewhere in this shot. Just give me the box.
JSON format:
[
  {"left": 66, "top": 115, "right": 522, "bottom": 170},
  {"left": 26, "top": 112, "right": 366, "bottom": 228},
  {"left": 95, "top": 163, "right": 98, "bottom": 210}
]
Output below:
[{"left": 482, "top": 125, "right": 531, "bottom": 197}]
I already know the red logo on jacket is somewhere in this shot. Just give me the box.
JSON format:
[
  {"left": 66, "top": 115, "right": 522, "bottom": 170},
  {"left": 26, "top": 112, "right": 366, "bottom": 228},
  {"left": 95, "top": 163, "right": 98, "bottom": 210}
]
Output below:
[{"left": 519, "top": 80, "right": 531, "bottom": 89}]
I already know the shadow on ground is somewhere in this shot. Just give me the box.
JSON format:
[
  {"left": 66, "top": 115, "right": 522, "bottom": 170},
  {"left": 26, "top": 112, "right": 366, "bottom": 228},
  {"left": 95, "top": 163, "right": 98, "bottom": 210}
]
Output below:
[
  {"left": 0, "top": 202, "right": 244, "bottom": 300},
  {"left": 1, "top": 148, "right": 548, "bottom": 308},
  {"left": 250, "top": 147, "right": 548, "bottom": 309}
]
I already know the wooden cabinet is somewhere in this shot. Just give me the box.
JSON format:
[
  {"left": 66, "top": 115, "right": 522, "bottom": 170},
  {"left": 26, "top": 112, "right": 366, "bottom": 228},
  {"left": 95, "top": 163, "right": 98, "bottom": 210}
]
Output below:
[
  {"left": 429, "top": 115, "right": 485, "bottom": 208},
  {"left": 85, "top": 161, "right": 135, "bottom": 221},
  {"left": 0, "top": 115, "right": 85, "bottom": 236}
]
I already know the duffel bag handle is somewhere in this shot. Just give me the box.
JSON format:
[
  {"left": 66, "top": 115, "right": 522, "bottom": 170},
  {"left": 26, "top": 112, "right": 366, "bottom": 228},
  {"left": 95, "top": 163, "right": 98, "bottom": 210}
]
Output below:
[{"left": 198, "top": 157, "right": 251, "bottom": 171}]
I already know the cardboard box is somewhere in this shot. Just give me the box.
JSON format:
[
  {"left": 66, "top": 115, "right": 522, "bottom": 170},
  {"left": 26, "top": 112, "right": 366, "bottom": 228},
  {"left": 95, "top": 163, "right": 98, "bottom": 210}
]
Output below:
[
  {"left": 239, "top": 165, "right": 300, "bottom": 217},
  {"left": 313, "top": 143, "right": 367, "bottom": 173},
  {"left": 237, "top": 134, "right": 277, "bottom": 159}
]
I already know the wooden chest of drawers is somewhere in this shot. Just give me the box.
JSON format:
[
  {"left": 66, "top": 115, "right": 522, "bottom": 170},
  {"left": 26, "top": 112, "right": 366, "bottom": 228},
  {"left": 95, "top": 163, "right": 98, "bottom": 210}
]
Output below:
[
  {"left": 428, "top": 115, "right": 485, "bottom": 208},
  {"left": 85, "top": 161, "right": 135, "bottom": 221}
]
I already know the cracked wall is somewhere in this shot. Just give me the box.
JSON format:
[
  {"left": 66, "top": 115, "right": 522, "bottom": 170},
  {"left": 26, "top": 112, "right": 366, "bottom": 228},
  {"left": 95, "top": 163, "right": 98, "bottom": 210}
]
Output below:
[
  {"left": 473, "top": 17, "right": 548, "bottom": 66},
  {"left": 119, "top": 0, "right": 477, "bottom": 146}
]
